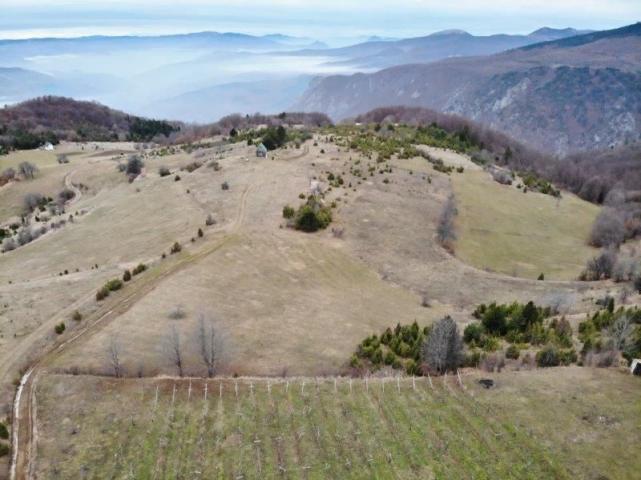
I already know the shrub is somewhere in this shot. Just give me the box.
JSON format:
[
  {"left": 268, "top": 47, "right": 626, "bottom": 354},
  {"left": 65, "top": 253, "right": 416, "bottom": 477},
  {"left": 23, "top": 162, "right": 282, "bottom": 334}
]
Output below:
[
  {"left": 537, "top": 273, "right": 544, "bottom": 281},
  {"left": 558, "top": 348, "right": 578, "bottom": 365},
  {"left": 58, "top": 188, "right": 75, "bottom": 203},
  {"left": 0, "top": 422, "right": 8, "bottom": 439},
  {"left": 2, "top": 237, "right": 17, "bottom": 252},
  {"left": 23, "top": 192, "right": 45, "bottom": 212},
  {"left": 72, "top": 310, "right": 82, "bottom": 322},
  {"left": 505, "top": 344, "right": 520, "bottom": 360},
  {"left": 54, "top": 322, "right": 66, "bottom": 335},
  {"left": 198, "top": 228, "right": 204, "bottom": 238},
  {"left": 635, "top": 274, "right": 641, "bottom": 293},
  {"left": 174, "top": 175, "right": 181, "bottom": 181},
  {"left": 536, "top": 345, "right": 560, "bottom": 367},
  {"left": 132, "top": 263, "right": 147, "bottom": 275},
  {"left": 480, "top": 335, "right": 500, "bottom": 352},
  {"left": 294, "top": 202, "right": 332, "bottom": 232},
  {"left": 205, "top": 214, "right": 216, "bottom": 226},
  {"left": 123, "top": 270, "right": 132, "bottom": 282},
  {"left": 105, "top": 279, "right": 123, "bottom": 291},
  {"left": 170, "top": 242, "right": 182, "bottom": 254},
  {"left": 183, "top": 161, "right": 202, "bottom": 173},
  {"left": 480, "top": 353, "right": 505, "bottom": 372},
  {"left": 282, "top": 205, "right": 295, "bottom": 219},
  {"left": 0, "top": 443, "right": 8, "bottom": 457},
  {"left": 159, "top": 166, "right": 170, "bottom": 177},
  {"left": 463, "top": 322, "right": 484, "bottom": 345},
  {"left": 168, "top": 305, "right": 186, "bottom": 320},
  {"left": 125, "top": 155, "right": 144, "bottom": 176},
  {"left": 581, "top": 248, "right": 617, "bottom": 281},
  {"left": 590, "top": 208, "right": 625, "bottom": 248},
  {"left": 96, "top": 286, "right": 110, "bottom": 301},
  {"left": 221, "top": 181, "right": 229, "bottom": 190}
]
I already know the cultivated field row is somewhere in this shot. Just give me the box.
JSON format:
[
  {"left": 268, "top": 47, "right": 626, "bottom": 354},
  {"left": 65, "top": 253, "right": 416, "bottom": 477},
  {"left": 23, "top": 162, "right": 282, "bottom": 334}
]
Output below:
[{"left": 34, "top": 375, "right": 569, "bottom": 479}]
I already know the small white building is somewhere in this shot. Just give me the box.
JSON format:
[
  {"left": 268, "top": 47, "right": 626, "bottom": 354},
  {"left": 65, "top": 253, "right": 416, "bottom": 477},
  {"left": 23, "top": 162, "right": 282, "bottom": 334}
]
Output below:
[
  {"left": 41, "top": 142, "right": 54, "bottom": 151},
  {"left": 256, "top": 143, "right": 268, "bottom": 158}
]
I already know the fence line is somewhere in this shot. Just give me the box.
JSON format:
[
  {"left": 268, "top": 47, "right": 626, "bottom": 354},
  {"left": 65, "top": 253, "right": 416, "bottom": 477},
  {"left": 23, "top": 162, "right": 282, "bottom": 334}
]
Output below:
[{"left": 143, "top": 375, "right": 469, "bottom": 404}]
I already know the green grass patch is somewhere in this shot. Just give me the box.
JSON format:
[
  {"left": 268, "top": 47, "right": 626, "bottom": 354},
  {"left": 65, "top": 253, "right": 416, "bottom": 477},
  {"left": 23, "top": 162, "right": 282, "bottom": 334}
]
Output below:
[{"left": 451, "top": 170, "right": 599, "bottom": 280}]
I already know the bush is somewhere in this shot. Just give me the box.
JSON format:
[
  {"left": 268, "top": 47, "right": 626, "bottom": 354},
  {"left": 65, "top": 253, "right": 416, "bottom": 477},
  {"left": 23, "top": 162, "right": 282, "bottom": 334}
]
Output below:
[
  {"left": 168, "top": 305, "right": 186, "bottom": 320},
  {"left": 105, "top": 279, "right": 123, "bottom": 291},
  {"left": 72, "top": 310, "right": 82, "bottom": 322},
  {"left": 54, "top": 322, "right": 66, "bottom": 335},
  {"left": 581, "top": 248, "right": 617, "bottom": 281},
  {"left": 58, "top": 188, "right": 75, "bottom": 203},
  {"left": 505, "top": 344, "right": 520, "bottom": 360},
  {"left": 170, "top": 242, "right": 182, "bottom": 254},
  {"left": 536, "top": 345, "right": 560, "bottom": 367},
  {"left": 132, "top": 263, "right": 147, "bottom": 275},
  {"left": 634, "top": 274, "right": 641, "bottom": 293},
  {"left": 590, "top": 209, "right": 625, "bottom": 248},
  {"left": 183, "top": 161, "right": 202, "bottom": 173},
  {"left": 197, "top": 228, "right": 204, "bottom": 238},
  {"left": 125, "top": 155, "right": 144, "bottom": 176},
  {"left": 159, "top": 166, "right": 170, "bottom": 177},
  {"left": 221, "top": 181, "right": 229, "bottom": 190},
  {"left": 0, "top": 422, "right": 8, "bottom": 439},
  {"left": 463, "top": 322, "right": 484, "bottom": 345},
  {"left": 174, "top": 175, "right": 181, "bottom": 181},
  {"left": 294, "top": 198, "right": 332, "bottom": 232},
  {"left": 96, "top": 286, "right": 110, "bottom": 301},
  {"left": 205, "top": 214, "right": 216, "bottom": 226},
  {"left": 123, "top": 270, "right": 132, "bottom": 282},
  {"left": 23, "top": 192, "right": 45, "bottom": 212},
  {"left": 282, "top": 205, "right": 295, "bottom": 219},
  {"left": 0, "top": 443, "right": 8, "bottom": 457}
]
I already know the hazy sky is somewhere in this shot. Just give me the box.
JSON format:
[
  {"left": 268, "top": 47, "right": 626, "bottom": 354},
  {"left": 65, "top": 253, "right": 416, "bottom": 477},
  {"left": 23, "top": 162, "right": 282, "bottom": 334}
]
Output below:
[{"left": 1, "top": 0, "right": 639, "bottom": 41}]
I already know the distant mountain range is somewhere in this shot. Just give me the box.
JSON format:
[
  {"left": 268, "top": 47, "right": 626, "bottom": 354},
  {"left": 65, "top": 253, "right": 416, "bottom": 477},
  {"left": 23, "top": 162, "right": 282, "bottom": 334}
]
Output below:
[
  {"left": 285, "top": 27, "right": 593, "bottom": 69},
  {"left": 295, "top": 23, "right": 641, "bottom": 153}
]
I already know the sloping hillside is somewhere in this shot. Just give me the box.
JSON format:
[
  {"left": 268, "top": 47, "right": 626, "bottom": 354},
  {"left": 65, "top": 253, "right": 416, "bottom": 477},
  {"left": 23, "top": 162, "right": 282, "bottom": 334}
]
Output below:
[
  {"left": 0, "top": 96, "right": 178, "bottom": 150},
  {"left": 295, "top": 23, "right": 641, "bottom": 154}
]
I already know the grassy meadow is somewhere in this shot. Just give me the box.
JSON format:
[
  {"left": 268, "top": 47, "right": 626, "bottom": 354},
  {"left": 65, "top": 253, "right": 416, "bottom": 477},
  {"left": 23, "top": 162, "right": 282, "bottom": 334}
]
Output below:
[{"left": 451, "top": 170, "right": 600, "bottom": 280}]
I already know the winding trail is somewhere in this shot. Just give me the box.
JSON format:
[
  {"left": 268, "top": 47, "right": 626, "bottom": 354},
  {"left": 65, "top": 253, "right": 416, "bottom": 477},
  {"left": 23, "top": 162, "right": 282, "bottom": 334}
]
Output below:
[{"left": 10, "top": 184, "right": 252, "bottom": 480}]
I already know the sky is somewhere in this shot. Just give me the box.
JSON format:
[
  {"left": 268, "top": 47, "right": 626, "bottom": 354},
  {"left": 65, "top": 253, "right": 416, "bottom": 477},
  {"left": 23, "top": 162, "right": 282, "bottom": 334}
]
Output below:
[{"left": 1, "top": 0, "right": 640, "bottom": 42}]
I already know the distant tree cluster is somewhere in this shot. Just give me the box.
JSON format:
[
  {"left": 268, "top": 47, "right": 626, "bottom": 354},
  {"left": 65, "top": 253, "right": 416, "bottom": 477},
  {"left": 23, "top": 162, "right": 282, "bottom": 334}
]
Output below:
[{"left": 0, "top": 96, "right": 179, "bottom": 153}]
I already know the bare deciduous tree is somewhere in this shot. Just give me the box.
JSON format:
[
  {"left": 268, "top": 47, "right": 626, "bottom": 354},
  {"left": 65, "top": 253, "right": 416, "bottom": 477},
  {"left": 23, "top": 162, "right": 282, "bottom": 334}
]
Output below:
[
  {"left": 437, "top": 195, "right": 457, "bottom": 251},
  {"left": 608, "top": 315, "right": 633, "bottom": 352},
  {"left": 421, "top": 316, "right": 463, "bottom": 374},
  {"left": 18, "top": 161, "right": 38, "bottom": 180},
  {"left": 167, "top": 325, "right": 184, "bottom": 377},
  {"left": 108, "top": 336, "right": 123, "bottom": 378},
  {"left": 590, "top": 208, "right": 625, "bottom": 248},
  {"left": 197, "top": 314, "right": 222, "bottom": 377}
]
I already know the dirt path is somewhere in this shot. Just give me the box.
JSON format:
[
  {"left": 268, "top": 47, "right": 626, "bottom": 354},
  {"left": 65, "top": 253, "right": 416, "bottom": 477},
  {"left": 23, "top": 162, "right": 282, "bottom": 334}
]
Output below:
[
  {"left": 10, "top": 185, "right": 252, "bottom": 480},
  {"left": 63, "top": 170, "right": 82, "bottom": 206}
]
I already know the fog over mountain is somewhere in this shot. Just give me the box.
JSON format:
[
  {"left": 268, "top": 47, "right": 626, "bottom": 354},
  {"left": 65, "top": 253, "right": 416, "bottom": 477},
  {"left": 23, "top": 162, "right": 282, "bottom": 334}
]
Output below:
[{"left": 0, "top": 26, "right": 606, "bottom": 124}]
